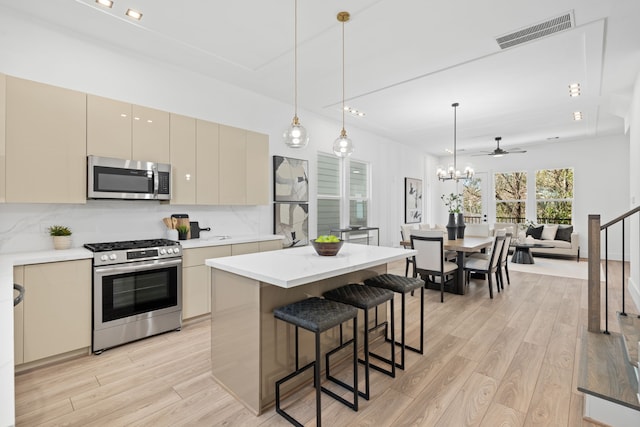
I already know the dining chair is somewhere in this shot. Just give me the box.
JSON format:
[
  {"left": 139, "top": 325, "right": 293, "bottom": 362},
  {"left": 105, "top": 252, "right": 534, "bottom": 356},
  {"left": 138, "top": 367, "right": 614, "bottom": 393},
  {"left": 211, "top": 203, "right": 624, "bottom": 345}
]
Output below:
[
  {"left": 410, "top": 232, "right": 459, "bottom": 303},
  {"left": 463, "top": 234, "right": 506, "bottom": 299},
  {"left": 400, "top": 225, "right": 418, "bottom": 276},
  {"left": 464, "top": 223, "right": 490, "bottom": 237},
  {"left": 498, "top": 232, "right": 513, "bottom": 288}
]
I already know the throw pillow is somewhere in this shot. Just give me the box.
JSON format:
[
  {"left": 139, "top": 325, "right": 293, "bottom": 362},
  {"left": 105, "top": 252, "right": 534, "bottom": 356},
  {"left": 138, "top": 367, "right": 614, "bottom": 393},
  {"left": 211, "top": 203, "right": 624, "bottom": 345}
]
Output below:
[
  {"left": 556, "top": 226, "right": 573, "bottom": 242},
  {"left": 525, "top": 225, "right": 544, "bottom": 239},
  {"left": 541, "top": 224, "right": 559, "bottom": 240}
]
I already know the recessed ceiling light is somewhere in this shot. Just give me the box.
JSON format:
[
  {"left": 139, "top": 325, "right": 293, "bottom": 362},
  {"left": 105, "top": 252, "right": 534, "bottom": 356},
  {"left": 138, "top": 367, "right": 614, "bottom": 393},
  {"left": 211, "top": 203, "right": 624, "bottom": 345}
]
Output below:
[
  {"left": 125, "top": 9, "right": 143, "bottom": 20},
  {"left": 573, "top": 111, "right": 583, "bottom": 121},
  {"left": 343, "top": 105, "right": 366, "bottom": 117},
  {"left": 95, "top": 0, "right": 113, "bottom": 8},
  {"left": 568, "top": 83, "right": 581, "bottom": 97}
]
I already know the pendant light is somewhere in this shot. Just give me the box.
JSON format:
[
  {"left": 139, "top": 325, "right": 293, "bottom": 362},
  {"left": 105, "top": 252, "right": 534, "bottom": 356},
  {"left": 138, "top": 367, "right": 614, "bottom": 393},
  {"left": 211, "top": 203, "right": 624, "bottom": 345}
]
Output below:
[
  {"left": 436, "top": 102, "right": 474, "bottom": 181},
  {"left": 282, "top": 0, "right": 309, "bottom": 148},
  {"left": 333, "top": 11, "right": 354, "bottom": 157}
]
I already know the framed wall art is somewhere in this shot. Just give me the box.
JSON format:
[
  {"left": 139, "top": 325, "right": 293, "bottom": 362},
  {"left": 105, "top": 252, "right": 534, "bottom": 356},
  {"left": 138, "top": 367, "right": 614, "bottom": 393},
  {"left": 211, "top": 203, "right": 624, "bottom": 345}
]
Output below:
[
  {"left": 405, "top": 177, "right": 423, "bottom": 223},
  {"left": 274, "top": 202, "right": 309, "bottom": 248},
  {"left": 273, "top": 156, "right": 309, "bottom": 202}
]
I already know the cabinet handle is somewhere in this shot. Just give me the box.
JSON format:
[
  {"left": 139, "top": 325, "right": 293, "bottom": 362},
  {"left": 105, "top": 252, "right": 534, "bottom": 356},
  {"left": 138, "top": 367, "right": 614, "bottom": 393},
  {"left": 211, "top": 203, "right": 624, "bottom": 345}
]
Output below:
[{"left": 14, "top": 283, "right": 25, "bottom": 307}]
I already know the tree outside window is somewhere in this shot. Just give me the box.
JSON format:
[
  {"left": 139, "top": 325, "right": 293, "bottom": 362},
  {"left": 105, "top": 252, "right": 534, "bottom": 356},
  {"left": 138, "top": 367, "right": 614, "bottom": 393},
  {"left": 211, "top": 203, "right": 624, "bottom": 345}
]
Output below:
[
  {"left": 495, "top": 171, "right": 527, "bottom": 224},
  {"left": 536, "top": 168, "right": 573, "bottom": 224},
  {"left": 462, "top": 177, "right": 482, "bottom": 224}
]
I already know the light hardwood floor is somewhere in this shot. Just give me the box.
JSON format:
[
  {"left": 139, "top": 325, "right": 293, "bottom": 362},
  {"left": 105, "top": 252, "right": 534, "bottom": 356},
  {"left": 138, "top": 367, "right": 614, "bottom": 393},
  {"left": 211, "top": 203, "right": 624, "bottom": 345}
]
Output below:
[{"left": 15, "top": 259, "right": 626, "bottom": 426}]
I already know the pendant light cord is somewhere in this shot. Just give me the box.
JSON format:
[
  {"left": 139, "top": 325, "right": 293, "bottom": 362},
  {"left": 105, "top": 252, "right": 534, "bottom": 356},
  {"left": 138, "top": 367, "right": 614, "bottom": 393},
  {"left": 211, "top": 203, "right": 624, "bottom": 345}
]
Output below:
[
  {"left": 341, "top": 17, "right": 345, "bottom": 134},
  {"left": 294, "top": 0, "right": 298, "bottom": 120}
]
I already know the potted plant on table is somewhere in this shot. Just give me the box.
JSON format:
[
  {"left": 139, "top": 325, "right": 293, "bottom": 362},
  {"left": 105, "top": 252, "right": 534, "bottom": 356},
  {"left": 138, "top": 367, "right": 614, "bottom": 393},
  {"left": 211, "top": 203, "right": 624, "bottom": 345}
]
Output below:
[
  {"left": 441, "top": 193, "right": 463, "bottom": 240},
  {"left": 48, "top": 225, "right": 72, "bottom": 250}
]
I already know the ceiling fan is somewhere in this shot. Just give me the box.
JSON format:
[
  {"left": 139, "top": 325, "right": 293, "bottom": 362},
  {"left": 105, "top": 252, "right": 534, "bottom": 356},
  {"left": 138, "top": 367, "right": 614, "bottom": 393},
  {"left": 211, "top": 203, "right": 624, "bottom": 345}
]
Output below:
[{"left": 473, "top": 136, "right": 527, "bottom": 157}]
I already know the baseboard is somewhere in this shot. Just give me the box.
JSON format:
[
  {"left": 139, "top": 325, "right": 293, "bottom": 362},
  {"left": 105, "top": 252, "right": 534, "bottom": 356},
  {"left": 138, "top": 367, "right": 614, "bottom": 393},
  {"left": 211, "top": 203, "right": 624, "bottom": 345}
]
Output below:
[{"left": 630, "top": 278, "right": 640, "bottom": 313}]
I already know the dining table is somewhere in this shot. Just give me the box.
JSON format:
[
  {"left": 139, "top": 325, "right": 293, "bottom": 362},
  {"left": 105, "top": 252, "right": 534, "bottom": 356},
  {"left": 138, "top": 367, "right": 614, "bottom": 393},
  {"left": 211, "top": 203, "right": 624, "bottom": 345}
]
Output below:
[{"left": 401, "top": 236, "right": 495, "bottom": 295}]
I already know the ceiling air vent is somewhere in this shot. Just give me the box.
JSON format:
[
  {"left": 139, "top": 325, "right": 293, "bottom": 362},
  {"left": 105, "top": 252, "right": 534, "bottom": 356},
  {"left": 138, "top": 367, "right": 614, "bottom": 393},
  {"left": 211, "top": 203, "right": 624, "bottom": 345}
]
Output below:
[{"left": 496, "top": 11, "right": 575, "bottom": 50}]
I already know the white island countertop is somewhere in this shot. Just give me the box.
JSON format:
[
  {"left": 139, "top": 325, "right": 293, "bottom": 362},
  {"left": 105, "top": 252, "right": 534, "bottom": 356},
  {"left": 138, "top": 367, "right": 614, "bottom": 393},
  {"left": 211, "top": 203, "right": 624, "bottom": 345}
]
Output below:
[{"left": 206, "top": 243, "right": 416, "bottom": 288}]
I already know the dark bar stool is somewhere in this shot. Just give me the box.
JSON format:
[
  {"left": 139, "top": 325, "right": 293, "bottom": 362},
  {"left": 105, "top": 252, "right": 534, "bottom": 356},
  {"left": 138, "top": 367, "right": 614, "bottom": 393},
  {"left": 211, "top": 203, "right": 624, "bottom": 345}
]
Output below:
[
  {"left": 363, "top": 274, "right": 425, "bottom": 370},
  {"left": 323, "top": 283, "right": 395, "bottom": 400},
  {"left": 274, "top": 297, "right": 358, "bottom": 427}
]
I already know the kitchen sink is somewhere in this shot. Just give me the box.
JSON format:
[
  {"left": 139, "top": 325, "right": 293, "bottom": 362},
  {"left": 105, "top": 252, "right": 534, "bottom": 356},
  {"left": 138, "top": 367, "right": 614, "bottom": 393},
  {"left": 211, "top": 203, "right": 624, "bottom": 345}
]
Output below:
[{"left": 205, "top": 235, "right": 232, "bottom": 240}]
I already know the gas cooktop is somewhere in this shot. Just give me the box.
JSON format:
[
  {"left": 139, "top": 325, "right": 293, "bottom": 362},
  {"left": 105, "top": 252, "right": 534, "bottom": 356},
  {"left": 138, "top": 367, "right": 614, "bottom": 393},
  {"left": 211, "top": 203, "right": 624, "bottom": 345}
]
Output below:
[{"left": 84, "top": 238, "right": 178, "bottom": 252}]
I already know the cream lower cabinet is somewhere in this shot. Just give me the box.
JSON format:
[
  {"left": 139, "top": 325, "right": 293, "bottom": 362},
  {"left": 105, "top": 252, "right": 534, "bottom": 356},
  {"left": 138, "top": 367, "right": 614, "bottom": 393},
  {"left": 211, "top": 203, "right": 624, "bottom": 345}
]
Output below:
[
  {"left": 13, "top": 266, "right": 24, "bottom": 364},
  {"left": 13, "top": 259, "right": 92, "bottom": 365},
  {"left": 182, "top": 245, "right": 231, "bottom": 319},
  {"left": 182, "top": 240, "right": 281, "bottom": 319},
  {"left": 5, "top": 76, "right": 87, "bottom": 204}
]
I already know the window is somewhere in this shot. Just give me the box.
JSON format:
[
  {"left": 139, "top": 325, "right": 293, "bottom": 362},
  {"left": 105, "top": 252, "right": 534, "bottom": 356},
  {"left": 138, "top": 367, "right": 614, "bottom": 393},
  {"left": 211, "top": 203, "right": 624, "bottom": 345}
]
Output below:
[
  {"left": 462, "top": 177, "right": 482, "bottom": 224},
  {"left": 317, "top": 153, "right": 341, "bottom": 236},
  {"left": 349, "top": 160, "right": 369, "bottom": 228},
  {"left": 495, "top": 171, "right": 527, "bottom": 224},
  {"left": 316, "top": 154, "right": 370, "bottom": 236},
  {"left": 536, "top": 168, "right": 573, "bottom": 224}
]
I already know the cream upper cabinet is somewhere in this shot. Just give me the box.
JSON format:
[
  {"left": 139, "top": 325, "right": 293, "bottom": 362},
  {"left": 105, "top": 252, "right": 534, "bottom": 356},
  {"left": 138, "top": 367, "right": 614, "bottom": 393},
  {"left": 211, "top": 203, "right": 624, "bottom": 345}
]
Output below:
[
  {"left": 0, "top": 73, "right": 6, "bottom": 203},
  {"left": 87, "top": 96, "right": 170, "bottom": 163},
  {"left": 22, "top": 260, "right": 92, "bottom": 364},
  {"left": 196, "top": 120, "right": 220, "bottom": 205},
  {"left": 170, "top": 114, "right": 197, "bottom": 205},
  {"left": 219, "top": 125, "right": 246, "bottom": 205},
  {"left": 132, "top": 104, "right": 170, "bottom": 163},
  {"left": 87, "top": 95, "right": 132, "bottom": 159},
  {"left": 5, "top": 76, "right": 86, "bottom": 204},
  {"left": 246, "top": 130, "right": 269, "bottom": 205}
]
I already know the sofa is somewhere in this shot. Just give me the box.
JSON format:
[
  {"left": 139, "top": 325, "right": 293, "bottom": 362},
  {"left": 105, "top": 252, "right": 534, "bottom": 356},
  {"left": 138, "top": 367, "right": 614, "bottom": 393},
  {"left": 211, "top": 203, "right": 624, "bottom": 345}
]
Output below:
[{"left": 493, "top": 222, "right": 580, "bottom": 261}]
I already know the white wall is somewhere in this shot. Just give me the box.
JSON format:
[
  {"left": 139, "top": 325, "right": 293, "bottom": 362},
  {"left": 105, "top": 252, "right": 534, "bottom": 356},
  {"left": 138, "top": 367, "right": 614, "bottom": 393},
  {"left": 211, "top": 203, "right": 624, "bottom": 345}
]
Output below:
[
  {"left": 628, "top": 70, "right": 640, "bottom": 311},
  {"left": 432, "top": 135, "right": 630, "bottom": 261}
]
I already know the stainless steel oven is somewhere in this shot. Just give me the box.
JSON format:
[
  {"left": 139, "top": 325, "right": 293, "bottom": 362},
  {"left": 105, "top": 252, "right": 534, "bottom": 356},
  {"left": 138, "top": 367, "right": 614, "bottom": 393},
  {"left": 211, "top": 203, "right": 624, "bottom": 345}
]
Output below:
[{"left": 85, "top": 239, "right": 182, "bottom": 354}]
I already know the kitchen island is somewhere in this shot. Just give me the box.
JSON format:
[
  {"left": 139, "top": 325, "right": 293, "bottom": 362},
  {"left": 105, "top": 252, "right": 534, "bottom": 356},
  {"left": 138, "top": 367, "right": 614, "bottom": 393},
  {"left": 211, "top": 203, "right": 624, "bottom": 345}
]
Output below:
[{"left": 205, "top": 243, "right": 415, "bottom": 414}]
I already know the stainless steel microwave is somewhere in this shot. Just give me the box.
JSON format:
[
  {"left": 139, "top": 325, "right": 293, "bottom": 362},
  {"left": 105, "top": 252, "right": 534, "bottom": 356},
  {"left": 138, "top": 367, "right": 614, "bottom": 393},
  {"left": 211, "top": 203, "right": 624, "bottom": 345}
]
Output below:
[{"left": 87, "top": 155, "right": 171, "bottom": 200}]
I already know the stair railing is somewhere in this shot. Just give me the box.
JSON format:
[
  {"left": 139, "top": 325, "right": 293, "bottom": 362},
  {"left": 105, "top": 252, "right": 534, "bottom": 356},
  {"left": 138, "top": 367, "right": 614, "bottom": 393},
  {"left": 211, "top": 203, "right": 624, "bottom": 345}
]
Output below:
[{"left": 587, "top": 207, "right": 640, "bottom": 333}]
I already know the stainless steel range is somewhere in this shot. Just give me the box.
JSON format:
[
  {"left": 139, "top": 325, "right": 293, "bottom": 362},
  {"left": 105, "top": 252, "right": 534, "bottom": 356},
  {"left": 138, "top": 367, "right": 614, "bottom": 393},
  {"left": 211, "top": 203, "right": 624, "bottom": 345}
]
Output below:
[{"left": 84, "top": 238, "right": 182, "bottom": 354}]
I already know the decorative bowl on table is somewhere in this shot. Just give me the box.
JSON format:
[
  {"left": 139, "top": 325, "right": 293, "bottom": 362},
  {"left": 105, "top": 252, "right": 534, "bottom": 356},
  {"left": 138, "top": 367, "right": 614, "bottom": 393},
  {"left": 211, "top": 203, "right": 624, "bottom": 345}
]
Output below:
[
  {"left": 349, "top": 225, "right": 362, "bottom": 230},
  {"left": 311, "top": 239, "right": 344, "bottom": 256}
]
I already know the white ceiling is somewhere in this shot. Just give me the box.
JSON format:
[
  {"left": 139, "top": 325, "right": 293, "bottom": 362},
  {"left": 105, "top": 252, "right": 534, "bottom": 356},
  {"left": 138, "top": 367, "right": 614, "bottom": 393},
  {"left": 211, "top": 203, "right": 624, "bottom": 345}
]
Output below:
[{"left": 2, "top": 0, "right": 639, "bottom": 156}]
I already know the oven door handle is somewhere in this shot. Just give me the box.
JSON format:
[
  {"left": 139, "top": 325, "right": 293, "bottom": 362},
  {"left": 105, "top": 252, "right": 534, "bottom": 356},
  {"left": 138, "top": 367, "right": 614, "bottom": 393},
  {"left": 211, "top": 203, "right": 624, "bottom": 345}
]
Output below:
[{"left": 94, "top": 257, "right": 182, "bottom": 275}]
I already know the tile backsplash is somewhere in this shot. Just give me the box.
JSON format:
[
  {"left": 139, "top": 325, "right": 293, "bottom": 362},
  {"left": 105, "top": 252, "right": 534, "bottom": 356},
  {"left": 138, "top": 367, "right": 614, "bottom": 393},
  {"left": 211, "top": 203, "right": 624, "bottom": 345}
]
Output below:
[{"left": 0, "top": 201, "right": 271, "bottom": 254}]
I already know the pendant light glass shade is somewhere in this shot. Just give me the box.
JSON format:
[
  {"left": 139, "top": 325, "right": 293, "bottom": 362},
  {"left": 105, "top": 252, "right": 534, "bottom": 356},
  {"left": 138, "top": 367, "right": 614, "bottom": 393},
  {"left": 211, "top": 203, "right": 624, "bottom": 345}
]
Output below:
[
  {"left": 334, "top": 11, "right": 353, "bottom": 157},
  {"left": 283, "top": 116, "right": 309, "bottom": 148},
  {"left": 333, "top": 129, "right": 353, "bottom": 157},
  {"left": 283, "top": 0, "right": 308, "bottom": 149}
]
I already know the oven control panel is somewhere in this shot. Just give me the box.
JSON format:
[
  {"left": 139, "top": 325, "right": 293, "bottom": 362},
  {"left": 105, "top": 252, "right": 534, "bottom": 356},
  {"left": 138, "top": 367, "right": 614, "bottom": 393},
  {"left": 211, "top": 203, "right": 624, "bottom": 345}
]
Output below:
[{"left": 92, "top": 244, "right": 182, "bottom": 266}]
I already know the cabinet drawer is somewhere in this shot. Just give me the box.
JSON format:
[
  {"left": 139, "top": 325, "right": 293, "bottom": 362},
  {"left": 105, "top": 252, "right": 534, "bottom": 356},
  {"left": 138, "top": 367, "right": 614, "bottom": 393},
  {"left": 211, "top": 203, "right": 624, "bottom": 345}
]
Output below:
[
  {"left": 259, "top": 239, "right": 283, "bottom": 252},
  {"left": 231, "top": 242, "right": 260, "bottom": 255},
  {"left": 183, "top": 245, "right": 231, "bottom": 267}
]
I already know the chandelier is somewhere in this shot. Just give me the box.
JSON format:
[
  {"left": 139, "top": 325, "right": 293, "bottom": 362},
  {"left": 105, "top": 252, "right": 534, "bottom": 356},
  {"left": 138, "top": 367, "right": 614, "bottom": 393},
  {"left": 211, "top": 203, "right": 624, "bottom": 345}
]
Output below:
[{"left": 436, "top": 102, "right": 474, "bottom": 181}]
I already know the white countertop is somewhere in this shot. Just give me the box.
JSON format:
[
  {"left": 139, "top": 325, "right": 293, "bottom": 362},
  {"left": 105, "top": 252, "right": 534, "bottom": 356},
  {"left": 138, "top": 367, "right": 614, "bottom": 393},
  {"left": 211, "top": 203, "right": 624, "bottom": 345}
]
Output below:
[
  {"left": 179, "top": 234, "right": 282, "bottom": 249},
  {"left": 206, "top": 243, "right": 416, "bottom": 288}
]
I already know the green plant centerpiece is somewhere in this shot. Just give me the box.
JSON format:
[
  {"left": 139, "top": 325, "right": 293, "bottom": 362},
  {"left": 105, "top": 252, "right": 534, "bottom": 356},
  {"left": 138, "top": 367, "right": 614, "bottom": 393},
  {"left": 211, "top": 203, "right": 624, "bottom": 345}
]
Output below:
[
  {"left": 175, "top": 224, "right": 190, "bottom": 240},
  {"left": 48, "top": 225, "right": 72, "bottom": 250},
  {"left": 441, "top": 193, "right": 463, "bottom": 239}
]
